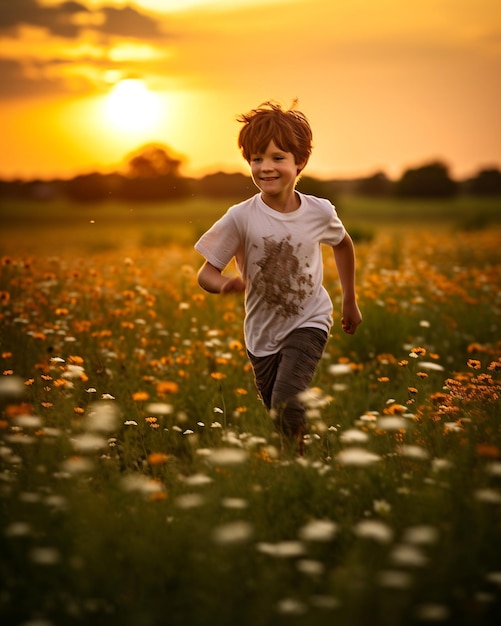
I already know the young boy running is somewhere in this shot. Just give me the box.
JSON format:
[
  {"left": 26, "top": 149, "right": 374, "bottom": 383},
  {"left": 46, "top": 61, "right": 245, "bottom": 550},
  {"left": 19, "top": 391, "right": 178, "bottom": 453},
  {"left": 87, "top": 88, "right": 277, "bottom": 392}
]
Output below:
[{"left": 195, "top": 101, "right": 362, "bottom": 453}]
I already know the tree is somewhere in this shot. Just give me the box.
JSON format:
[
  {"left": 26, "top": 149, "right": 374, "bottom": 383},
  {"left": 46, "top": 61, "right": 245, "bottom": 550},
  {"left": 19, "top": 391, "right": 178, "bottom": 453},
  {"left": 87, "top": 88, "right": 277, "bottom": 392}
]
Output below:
[
  {"left": 355, "top": 171, "right": 393, "bottom": 196},
  {"left": 466, "top": 168, "right": 501, "bottom": 196},
  {"left": 125, "top": 144, "right": 183, "bottom": 178},
  {"left": 120, "top": 144, "right": 191, "bottom": 200},
  {"left": 395, "top": 161, "right": 458, "bottom": 198}
]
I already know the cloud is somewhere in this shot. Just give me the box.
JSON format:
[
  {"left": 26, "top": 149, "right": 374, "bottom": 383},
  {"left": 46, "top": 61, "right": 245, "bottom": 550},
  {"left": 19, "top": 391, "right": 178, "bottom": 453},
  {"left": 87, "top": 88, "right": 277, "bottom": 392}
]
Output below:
[
  {"left": 0, "top": 58, "right": 71, "bottom": 98},
  {"left": 0, "top": 0, "right": 165, "bottom": 39}
]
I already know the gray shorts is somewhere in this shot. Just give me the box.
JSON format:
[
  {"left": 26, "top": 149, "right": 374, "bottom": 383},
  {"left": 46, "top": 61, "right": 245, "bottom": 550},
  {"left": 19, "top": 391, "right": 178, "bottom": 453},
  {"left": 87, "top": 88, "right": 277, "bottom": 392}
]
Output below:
[{"left": 247, "top": 327, "right": 328, "bottom": 438}]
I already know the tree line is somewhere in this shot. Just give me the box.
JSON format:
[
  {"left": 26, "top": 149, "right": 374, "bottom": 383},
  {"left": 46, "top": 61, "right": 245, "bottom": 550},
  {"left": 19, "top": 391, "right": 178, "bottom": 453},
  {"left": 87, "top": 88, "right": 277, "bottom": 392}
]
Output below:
[{"left": 1, "top": 144, "right": 500, "bottom": 203}]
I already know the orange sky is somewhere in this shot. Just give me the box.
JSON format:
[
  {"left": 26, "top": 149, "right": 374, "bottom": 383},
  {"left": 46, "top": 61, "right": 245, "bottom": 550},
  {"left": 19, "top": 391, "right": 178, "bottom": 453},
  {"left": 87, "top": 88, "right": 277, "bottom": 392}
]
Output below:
[{"left": 1, "top": 0, "right": 500, "bottom": 181}]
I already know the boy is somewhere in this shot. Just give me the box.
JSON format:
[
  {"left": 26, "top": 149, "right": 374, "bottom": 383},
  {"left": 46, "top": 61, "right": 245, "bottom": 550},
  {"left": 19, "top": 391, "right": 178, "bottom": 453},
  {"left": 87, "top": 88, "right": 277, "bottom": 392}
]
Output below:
[{"left": 195, "top": 101, "right": 362, "bottom": 453}]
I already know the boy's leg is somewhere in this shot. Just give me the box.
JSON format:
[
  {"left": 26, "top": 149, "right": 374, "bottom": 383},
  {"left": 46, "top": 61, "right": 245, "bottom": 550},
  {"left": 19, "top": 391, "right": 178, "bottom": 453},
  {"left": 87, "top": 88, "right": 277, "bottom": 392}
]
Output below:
[
  {"left": 247, "top": 351, "right": 280, "bottom": 411},
  {"left": 270, "top": 327, "right": 328, "bottom": 441}
]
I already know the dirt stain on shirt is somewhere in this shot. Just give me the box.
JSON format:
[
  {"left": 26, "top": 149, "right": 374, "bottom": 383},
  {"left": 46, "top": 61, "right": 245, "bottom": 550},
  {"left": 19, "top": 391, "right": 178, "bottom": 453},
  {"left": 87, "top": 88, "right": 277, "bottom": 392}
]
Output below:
[{"left": 254, "top": 235, "right": 314, "bottom": 318}]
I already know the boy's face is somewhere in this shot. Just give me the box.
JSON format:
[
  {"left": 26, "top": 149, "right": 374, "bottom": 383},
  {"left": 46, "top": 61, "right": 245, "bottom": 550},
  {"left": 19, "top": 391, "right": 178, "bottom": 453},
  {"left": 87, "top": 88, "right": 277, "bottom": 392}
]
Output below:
[{"left": 249, "top": 140, "right": 304, "bottom": 198}]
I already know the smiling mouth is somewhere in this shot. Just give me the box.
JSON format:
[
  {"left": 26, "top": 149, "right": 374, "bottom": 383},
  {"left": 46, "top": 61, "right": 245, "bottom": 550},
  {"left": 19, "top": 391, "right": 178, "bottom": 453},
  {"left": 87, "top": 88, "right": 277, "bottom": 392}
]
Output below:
[{"left": 261, "top": 176, "right": 279, "bottom": 181}]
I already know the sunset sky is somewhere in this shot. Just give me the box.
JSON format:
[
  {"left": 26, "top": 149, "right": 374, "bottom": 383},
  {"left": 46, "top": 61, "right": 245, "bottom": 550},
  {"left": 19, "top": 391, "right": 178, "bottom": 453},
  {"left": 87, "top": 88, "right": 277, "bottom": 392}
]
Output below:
[{"left": 1, "top": 0, "right": 500, "bottom": 181}]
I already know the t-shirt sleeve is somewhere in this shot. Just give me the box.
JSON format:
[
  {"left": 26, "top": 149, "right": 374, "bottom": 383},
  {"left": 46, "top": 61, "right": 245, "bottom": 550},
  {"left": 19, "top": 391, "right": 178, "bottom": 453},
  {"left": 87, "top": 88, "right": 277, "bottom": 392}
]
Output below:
[
  {"left": 320, "top": 202, "right": 346, "bottom": 246},
  {"left": 194, "top": 210, "right": 241, "bottom": 270}
]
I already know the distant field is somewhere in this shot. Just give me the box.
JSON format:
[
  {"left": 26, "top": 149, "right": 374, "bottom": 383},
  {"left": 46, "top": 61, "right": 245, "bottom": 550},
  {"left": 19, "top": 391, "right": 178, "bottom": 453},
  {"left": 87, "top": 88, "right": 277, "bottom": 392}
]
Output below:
[{"left": 1, "top": 195, "right": 500, "bottom": 254}]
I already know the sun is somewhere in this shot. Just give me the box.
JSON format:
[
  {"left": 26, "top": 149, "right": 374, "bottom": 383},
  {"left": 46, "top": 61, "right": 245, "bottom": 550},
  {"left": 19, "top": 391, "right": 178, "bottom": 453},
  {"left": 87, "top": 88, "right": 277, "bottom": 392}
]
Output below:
[{"left": 104, "top": 79, "right": 161, "bottom": 133}]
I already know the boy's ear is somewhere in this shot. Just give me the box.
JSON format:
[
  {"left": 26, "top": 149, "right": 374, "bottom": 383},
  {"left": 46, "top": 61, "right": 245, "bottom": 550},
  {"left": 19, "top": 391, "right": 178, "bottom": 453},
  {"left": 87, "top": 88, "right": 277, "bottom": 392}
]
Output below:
[{"left": 296, "top": 160, "right": 307, "bottom": 175}]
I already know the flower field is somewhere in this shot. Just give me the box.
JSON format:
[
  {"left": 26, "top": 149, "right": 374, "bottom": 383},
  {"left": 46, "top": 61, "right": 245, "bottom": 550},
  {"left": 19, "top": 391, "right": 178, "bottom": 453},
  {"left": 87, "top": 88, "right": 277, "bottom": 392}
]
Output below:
[{"left": 1, "top": 199, "right": 501, "bottom": 626}]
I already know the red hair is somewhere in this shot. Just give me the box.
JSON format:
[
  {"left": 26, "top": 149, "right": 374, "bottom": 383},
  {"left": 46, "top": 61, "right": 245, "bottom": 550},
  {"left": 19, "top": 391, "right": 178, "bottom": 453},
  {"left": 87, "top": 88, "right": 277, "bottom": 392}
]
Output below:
[{"left": 237, "top": 101, "right": 313, "bottom": 169}]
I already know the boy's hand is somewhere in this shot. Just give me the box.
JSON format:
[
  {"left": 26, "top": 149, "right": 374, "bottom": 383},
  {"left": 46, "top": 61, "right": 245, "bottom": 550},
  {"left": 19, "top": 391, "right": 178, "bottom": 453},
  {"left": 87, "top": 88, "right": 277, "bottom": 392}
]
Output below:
[
  {"left": 341, "top": 302, "right": 362, "bottom": 335},
  {"left": 221, "top": 276, "right": 246, "bottom": 294}
]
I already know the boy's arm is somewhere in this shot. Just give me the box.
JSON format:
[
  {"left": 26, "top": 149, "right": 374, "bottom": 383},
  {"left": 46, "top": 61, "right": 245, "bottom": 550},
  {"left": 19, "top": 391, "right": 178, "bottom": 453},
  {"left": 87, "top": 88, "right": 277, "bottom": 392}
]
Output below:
[
  {"left": 197, "top": 261, "right": 245, "bottom": 294},
  {"left": 332, "top": 233, "right": 362, "bottom": 335}
]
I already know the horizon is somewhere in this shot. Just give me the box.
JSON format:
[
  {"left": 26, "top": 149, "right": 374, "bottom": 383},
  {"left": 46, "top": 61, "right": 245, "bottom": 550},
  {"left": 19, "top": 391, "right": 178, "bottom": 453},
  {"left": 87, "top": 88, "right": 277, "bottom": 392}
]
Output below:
[{"left": 1, "top": 0, "right": 500, "bottom": 181}]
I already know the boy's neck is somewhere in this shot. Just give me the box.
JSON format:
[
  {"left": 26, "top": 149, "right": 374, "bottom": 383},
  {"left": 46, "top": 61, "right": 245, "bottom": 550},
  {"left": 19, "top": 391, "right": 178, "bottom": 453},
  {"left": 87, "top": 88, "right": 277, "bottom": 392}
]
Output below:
[{"left": 260, "top": 190, "right": 301, "bottom": 213}]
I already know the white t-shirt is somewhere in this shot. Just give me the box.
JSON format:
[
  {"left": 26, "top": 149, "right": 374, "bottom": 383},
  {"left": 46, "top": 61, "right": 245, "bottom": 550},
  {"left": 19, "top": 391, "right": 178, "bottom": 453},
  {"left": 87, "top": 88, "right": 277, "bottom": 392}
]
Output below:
[{"left": 195, "top": 192, "right": 346, "bottom": 356}]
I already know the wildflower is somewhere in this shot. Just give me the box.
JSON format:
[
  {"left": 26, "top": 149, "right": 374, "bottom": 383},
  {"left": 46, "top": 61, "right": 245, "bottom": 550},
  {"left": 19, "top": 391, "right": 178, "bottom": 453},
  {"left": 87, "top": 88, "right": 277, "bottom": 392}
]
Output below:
[
  {"left": 403, "top": 525, "right": 439, "bottom": 545},
  {"left": 328, "top": 363, "right": 353, "bottom": 376},
  {"left": 30, "top": 547, "right": 60, "bottom": 565},
  {"left": 276, "top": 598, "right": 307, "bottom": 615},
  {"left": 132, "top": 391, "right": 149, "bottom": 402},
  {"left": 414, "top": 604, "right": 450, "bottom": 622},
  {"left": 210, "top": 372, "right": 226, "bottom": 381},
  {"left": 124, "top": 420, "right": 138, "bottom": 426},
  {"left": 62, "top": 364, "right": 86, "bottom": 380},
  {"left": 221, "top": 497, "right": 248, "bottom": 509},
  {"left": 378, "top": 570, "right": 413, "bottom": 589},
  {"left": 71, "top": 433, "right": 108, "bottom": 453},
  {"left": 409, "top": 347, "right": 426, "bottom": 357},
  {"left": 145, "top": 402, "right": 173, "bottom": 415},
  {"left": 182, "top": 473, "right": 213, "bottom": 486},
  {"left": 0, "top": 375, "right": 26, "bottom": 398},
  {"left": 296, "top": 559, "right": 325, "bottom": 576},
  {"left": 418, "top": 362, "right": 445, "bottom": 372},
  {"left": 376, "top": 416, "right": 408, "bottom": 431},
  {"left": 212, "top": 520, "right": 253, "bottom": 545},
  {"left": 61, "top": 456, "right": 94, "bottom": 474},
  {"left": 373, "top": 499, "right": 392, "bottom": 515},
  {"left": 298, "top": 519, "right": 338, "bottom": 542},
  {"left": 257, "top": 541, "right": 306, "bottom": 558},
  {"left": 467, "top": 359, "right": 482, "bottom": 369},
  {"left": 207, "top": 448, "right": 248, "bottom": 466},
  {"left": 5, "top": 522, "right": 32, "bottom": 537},
  {"left": 336, "top": 447, "right": 380, "bottom": 466},
  {"left": 157, "top": 381, "right": 179, "bottom": 394},
  {"left": 121, "top": 474, "right": 164, "bottom": 495},
  {"left": 175, "top": 493, "right": 205, "bottom": 509},
  {"left": 390, "top": 544, "right": 428, "bottom": 567},
  {"left": 147, "top": 453, "right": 169, "bottom": 465},
  {"left": 13, "top": 414, "right": 42, "bottom": 429},
  {"left": 476, "top": 444, "right": 500, "bottom": 458},
  {"left": 397, "top": 445, "right": 429, "bottom": 460},
  {"left": 354, "top": 519, "right": 394, "bottom": 543},
  {"left": 85, "top": 401, "right": 119, "bottom": 432},
  {"left": 340, "top": 429, "right": 369, "bottom": 444},
  {"left": 475, "top": 489, "right": 501, "bottom": 504}
]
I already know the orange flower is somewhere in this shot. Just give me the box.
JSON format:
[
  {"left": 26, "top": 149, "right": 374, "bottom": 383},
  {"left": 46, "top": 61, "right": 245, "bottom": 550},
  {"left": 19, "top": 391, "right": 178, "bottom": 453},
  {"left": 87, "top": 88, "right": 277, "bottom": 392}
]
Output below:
[
  {"left": 68, "top": 356, "right": 84, "bottom": 365},
  {"left": 410, "top": 347, "right": 427, "bottom": 357},
  {"left": 132, "top": 391, "right": 149, "bottom": 401},
  {"left": 147, "top": 452, "right": 169, "bottom": 465},
  {"left": 157, "top": 381, "right": 179, "bottom": 395},
  {"left": 467, "top": 359, "right": 481, "bottom": 369},
  {"left": 5, "top": 402, "right": 33, "bottom": 418},
  {"left": 211, "top": 372, "right": 227, "bottom": 381},
  {"left": 476, "top": 444, "right": 500, "bottom": 458}
]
